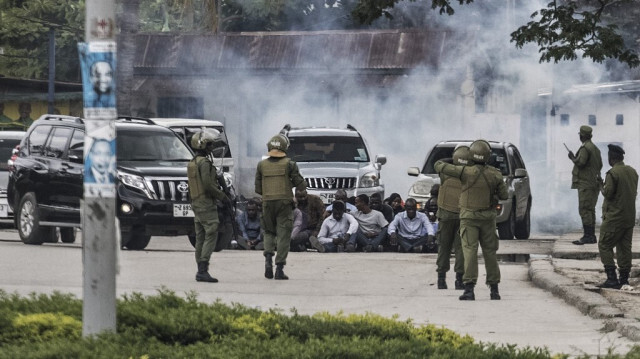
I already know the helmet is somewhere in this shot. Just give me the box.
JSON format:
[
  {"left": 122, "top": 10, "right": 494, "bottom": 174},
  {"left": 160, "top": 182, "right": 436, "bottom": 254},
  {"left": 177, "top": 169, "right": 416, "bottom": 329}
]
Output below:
[
  {"left": 453, "top": 145, "right": 470, "bottom": 165},
  {"left": 267, "top": 134, "right": 289, "bottom": 157},
  {"left": 469, "top": 139, "right": 491, "bottom": 164},
  {"left": 191, "top": 128, "right": 225, "bottom": 155}
]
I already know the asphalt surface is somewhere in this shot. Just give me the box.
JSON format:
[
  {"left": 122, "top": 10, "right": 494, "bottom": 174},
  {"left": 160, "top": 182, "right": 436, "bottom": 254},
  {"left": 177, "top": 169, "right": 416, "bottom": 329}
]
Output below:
[{"left": 529, "top": 227, "right": 640, "bottom": 343}]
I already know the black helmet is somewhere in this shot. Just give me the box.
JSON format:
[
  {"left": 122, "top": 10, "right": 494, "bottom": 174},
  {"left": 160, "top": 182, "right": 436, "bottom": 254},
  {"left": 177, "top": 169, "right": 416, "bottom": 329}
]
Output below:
[{"left": 469, "top": 139, "right": 491, "bottom": 164}]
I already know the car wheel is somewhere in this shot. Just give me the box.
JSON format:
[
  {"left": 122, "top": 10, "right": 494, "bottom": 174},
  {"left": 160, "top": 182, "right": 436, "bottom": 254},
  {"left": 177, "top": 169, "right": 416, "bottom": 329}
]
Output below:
[
  {"left": 60, "top": 227, "right": 77, "bottom": 243},
  {"left": 17, "top": 192, "right": 55, "bottom": 245},
  {"left": 514, "top": 200, "right": 531, "bottom": 240},
  {"left": 497, "top": 203, "right": 515, "bottom": 240},
  {"left": 188, "top": 234, "right": 196, "bottom": 248},
  {"left": 121, "top": 228, "right": 151, "bottom": 250}
]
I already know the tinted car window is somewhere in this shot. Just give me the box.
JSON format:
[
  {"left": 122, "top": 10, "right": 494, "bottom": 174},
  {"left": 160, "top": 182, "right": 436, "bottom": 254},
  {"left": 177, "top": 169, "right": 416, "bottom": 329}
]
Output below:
[
  {"left": 0, "top": 138, "right": 21, "bottom": 171},
  {"left": 288, "top": 136, "right": 369, "bottom": 163},
  {"left": 422, "top": 146, "right": 509, "bottom": 176},
  {"left": 68, "top": 129, "right": 84, "bottom": 160},
  {"left": 28, "top": 125, "right": 51, "bottom": 156},
  {"left": 45, "top": 127, "right": 73, "bottom": 158},
  {"left": 117, "top": 129, "right": 192, "bottom": 161}
]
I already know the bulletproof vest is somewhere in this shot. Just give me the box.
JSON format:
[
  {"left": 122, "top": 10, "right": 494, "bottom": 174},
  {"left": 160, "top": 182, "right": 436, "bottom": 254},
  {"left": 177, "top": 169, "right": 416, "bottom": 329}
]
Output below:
[
  {"left": 187, "top": 156, "right": 206, "bottom": 200},
  {"left": 260, "top": 157, "right": 293, "bottom": 201},
  {"left": 459, "top": 166, "right": 494, "bottom": 210},
  {"left": 438, "top": 174, "right": 462, "bottom": 213}
]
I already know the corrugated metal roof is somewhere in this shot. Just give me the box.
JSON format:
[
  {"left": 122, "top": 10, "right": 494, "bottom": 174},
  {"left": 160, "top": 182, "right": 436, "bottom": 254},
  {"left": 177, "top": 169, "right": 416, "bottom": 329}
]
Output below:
[{"left": 133, "top": 29, "right": 470, "bottom": 76}]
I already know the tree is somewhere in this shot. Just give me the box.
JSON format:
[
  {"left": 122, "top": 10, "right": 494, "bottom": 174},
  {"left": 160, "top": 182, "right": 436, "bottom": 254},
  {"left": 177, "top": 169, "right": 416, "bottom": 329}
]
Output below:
[
  {"left": 352, "top": 0, "right": 640, "bottom": 68},
  {"left": 0, "top": 0, "right": 85, "bottom": 81}
]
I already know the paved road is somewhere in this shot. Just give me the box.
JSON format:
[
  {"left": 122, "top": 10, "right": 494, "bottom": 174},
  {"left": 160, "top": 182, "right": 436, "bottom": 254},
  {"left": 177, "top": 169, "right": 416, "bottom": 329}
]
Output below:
[{"left": 0, "top": 230, "right": 634, "bottom": 356}]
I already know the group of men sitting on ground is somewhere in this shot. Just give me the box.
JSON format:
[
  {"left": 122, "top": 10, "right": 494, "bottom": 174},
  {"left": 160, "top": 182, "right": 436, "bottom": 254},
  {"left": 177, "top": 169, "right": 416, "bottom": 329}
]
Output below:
[{"left": 233, "top": 188, "right": 439, "bottom": 253}]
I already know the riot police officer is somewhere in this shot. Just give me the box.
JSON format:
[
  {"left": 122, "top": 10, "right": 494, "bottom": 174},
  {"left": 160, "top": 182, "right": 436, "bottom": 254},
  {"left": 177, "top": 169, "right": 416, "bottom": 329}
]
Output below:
[
  {"left": 187, "top": 129, "right": 230, "bottom": 282},
  {"left": 596, "top": 144, "right": 638, "bottom": 288},
  {"left": 435, "top": 145, "right": 469, "bottom": 290},
  {"left": 255, "top": 134, "right": 306, "bottom": 280},
  {"left": 435, "top": 139, "right": 508, "bottom": 300},
  {"left": 568, "top": 125, "right": 603, "bottom": 245}
]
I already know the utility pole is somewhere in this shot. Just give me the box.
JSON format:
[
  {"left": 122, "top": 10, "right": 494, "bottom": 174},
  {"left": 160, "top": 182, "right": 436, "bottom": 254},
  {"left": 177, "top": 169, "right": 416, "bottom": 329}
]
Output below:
[
  {"left": 47, "top": 27, "right": 55, "bottom": 114},
  {"left": 81, "top": 0, "right": 118, "bottom": 336}
]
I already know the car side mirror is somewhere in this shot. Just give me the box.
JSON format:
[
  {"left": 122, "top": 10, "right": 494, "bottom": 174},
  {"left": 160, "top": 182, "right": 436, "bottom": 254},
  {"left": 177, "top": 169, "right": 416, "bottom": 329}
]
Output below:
[
  {"left": 375, "top": 155, "right": 387, "bottom": 166},
  {"left": 514, "top": 168, "right": 527, "bottom": 178},
  {"left": 407, "top": 167, "right": 420, "bottom": 176}
]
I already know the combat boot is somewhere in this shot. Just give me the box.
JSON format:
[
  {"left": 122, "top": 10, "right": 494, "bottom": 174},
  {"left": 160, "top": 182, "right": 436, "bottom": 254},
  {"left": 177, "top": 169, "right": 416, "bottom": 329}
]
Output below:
[
  {"left": 489, "top": 283, "right": 500, "bottom": 300},
  {"left": 264, "top": 254, "right": 274, "bottom": 279},
  {"left": 619, "top": 269, "right": 630, "bottom": 286},
  {"left": 459, "top": 283, "right": 475, "bottom": 301},
  {"left": 437, "top": 272, "right": 447, "bottom": 289},
  {"left": 275, "top": 264, "right": 289, "bottom": 280},
  {"left": 573, "top": 225, "right": 597, "bottom": 245},
  {"left": 195, "top": 262, "right": 218, "bottom": 283},
  {"left": 597, "top": 266, "right": 620, "bottom": 289},
  {"left": 455, "top": 272, "right": 464, "bottom": 290}
]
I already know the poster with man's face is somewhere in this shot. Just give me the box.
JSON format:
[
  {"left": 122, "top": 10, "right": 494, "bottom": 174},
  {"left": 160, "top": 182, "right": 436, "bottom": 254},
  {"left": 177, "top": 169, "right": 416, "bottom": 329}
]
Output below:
[{"left": 78, "top": 42, "right": 117, "bottom": 119}]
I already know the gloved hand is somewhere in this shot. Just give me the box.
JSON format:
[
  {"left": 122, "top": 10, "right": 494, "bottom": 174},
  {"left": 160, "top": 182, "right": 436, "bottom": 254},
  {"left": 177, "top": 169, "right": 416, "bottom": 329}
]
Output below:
[{"left": 567, "top": 151, "right": 575, "bottom": 161}]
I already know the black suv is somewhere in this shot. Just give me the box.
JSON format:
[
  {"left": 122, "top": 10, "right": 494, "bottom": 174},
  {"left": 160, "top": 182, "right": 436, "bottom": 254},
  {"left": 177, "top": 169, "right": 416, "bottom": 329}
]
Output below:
[{"left": 8, "top": 115, "right": 198, "bottom": 249}]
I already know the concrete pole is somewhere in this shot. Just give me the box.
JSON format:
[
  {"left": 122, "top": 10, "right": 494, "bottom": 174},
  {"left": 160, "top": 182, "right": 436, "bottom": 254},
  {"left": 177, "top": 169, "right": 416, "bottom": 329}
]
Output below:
[
  {"left": 47, "top": 28, "right": 55, "bottom": 114},
  {"left": 82, "top": 0, "right": 117, "bottom": 336}
]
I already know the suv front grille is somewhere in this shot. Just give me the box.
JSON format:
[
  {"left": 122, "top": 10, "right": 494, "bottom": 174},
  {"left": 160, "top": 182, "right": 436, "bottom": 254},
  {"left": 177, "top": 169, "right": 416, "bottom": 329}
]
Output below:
[
  {"left": 305, "top": 177, "right": 356, "bottom": 190},
  {"left": 146, "top": 177, "right": 190, "bottom": 202}
]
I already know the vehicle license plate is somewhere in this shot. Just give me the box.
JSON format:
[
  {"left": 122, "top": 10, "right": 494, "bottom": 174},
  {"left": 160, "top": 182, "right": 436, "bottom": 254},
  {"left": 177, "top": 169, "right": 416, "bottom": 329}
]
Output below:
[
  {"left": 173, "top": 204, "right": 194, "bottom": 217},
  {"left": 319, "top": 193, "right": 335, "bottom": 205}
]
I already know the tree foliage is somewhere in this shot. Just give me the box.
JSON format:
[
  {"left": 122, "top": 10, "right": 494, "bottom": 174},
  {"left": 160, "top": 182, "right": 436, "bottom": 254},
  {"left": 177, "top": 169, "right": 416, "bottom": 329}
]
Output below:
[
  {"left": 353, "top": 0, "right": 640, "bottom": 68},
  {"left": 0, "top": 0, "right": 84, "bottom": 81}
]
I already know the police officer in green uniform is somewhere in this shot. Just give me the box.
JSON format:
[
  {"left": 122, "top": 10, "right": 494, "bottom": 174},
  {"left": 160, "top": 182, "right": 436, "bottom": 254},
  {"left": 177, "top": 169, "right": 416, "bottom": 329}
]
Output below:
[
  {"left": 435, "top": 139, "right": 508, "bottom": 301},
  {"left": 255, "top": 134, "right": 306, "bottom": 280},
  {"left": 596, "top": 144, "right": 638, "bottom": 289},
  {"left": 187, "top": 129, "right": 230, "bottom": 283},
  {"left": 568, "top": 125, "right": 603, "bottom": 245},
  {"left": 435, "top": 145, "right": 469, "bottom": 290}
]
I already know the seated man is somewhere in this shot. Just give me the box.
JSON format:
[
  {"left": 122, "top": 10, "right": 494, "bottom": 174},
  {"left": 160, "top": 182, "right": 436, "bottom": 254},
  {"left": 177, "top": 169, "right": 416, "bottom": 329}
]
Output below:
[
  {"left": 424, "top": 184, "right": 440, "bottom": 235},
  {"left": 310, "top": 200, "right": 358, "bottom": 253},
  {"left": 370, "top": 192, "right": 394, "bottom": 223},
  {"left": 235, "top": 199, "right": 264, "bottom": 250},
  {"left": 388, "top": 198, "right": 436, "bottom": 253},
  {"left": 324, "top": 189, "right": 358, "bottom": 218},
  {"left": 347, "top": 194, "right": 388, "bottom": 252},
  {"left": 290, "top": 188, "right": 325, "bottom": 252}
]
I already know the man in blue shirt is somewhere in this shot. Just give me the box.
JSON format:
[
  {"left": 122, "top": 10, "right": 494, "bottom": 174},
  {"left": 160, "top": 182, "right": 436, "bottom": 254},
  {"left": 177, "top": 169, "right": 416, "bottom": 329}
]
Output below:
[
  {"left": 311, "top": 200, "right": 358, "bottom": 253},
  {"left": 236, "top": 199, "right": 264, "bottom": 250},
  {"left": 388, "top": 198, "right": 436, "bottom": 253}
]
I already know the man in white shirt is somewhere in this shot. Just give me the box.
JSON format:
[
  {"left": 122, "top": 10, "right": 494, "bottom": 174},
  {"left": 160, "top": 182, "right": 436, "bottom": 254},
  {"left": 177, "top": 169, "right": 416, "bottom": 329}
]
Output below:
[
  {"left": 346, "top": 194, "right": 389, "bottom": 252},
  {"left": 310, "top": 200, "right": 358, "bottom": 253},
  {"left": 388, "top": 198, "right": 436, "bottom": 253}
]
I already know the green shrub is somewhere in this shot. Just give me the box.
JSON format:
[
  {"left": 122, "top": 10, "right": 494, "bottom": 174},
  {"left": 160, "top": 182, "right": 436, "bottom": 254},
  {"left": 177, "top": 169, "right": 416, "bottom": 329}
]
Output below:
[{"left": 10, "top": 312, "right": 81, "bottom": 342}]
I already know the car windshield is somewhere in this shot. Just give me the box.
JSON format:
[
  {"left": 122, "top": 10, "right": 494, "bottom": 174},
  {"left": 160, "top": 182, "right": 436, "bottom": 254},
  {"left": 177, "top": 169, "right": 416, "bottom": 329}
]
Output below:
[
  {"left": 117, "top": 130, "right": 193, "bottom": 161},
  {"left": 422, "top": 146, "right": 509, "bottom": 176},
  {"left": 288, "top": 136, "right": 369, "bottom": 163}
]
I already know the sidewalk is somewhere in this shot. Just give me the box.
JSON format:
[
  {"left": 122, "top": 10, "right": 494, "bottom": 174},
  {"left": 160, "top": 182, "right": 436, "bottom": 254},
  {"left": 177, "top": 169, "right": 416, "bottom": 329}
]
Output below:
[{"left": 529, "top": 227, "right": 640, "bottom": 341}]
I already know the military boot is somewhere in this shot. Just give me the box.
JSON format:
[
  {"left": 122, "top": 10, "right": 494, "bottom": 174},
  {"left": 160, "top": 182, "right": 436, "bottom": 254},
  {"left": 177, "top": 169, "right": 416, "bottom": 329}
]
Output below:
[
  {"left": 437, "top": 272, "right": 447, "bottom": 290},
  {"left": 573, "top": 225, "right": 597, "bottom": 245},
  {"left": 459, "top": 283, "right": 475, "bottom": 301},
  {"left": 489, "top": 283, "right": 501, "bottom": 300},
  {"left": 597, "top": 266, "right": 620, "bottom": 289},
  {"left": 264, "top": 254, "right": 274, "bottom": 279},
  {"left": 275, "top": 264, "right": 289, "bottom": 280},
  {"left": 195, "top": 262, "right": 218, "bottom": 283},
  {"left": 455, "top": 272, "right": 464, "bottom": 290},
  {"left": 619, "top": 269, "right": 630, "bottom": 287}
]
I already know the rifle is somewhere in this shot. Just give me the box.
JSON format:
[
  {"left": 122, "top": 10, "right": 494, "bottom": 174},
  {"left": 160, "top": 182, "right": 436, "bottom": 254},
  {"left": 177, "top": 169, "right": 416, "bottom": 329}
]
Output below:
[
  {"left": 563, "top": 143, "right": 571, "bottom": 153},
  {"left": 208, "top": 149, "right": 239, "bottom": 251}
]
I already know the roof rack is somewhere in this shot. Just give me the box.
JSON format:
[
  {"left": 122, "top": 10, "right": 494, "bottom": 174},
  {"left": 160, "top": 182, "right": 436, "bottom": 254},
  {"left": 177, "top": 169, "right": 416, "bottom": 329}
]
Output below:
[
  {"left": 41, "top": 114, "right": 84, "bottom": 124},
  {"left": 117, "top": 116, "right": 155, "bottom": 125},
  {"left": 346, "top": 124, "right": 357, "bottom": 131}
]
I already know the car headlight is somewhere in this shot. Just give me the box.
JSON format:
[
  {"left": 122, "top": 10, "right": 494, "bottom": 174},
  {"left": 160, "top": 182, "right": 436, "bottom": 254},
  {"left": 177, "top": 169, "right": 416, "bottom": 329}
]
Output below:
[
  {"left": 117, "top": 171, "right": 153, "bottom": 198},
  {"left": 359, "top": 172, "right": 379, "bottom": 188},
  {"left": 411, "top": 180, "right": 433, "bottom": 195}
]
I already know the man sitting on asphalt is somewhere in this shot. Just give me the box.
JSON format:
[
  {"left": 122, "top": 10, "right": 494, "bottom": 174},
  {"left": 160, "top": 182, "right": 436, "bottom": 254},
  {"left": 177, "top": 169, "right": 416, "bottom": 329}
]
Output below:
[
  {"left": 370, "top": 192, "right": 394, "bottom": 223},
  {"left": 290, "top": 188, "right": 325, "bottom": 252},
  {"left": 235, "top": 198, "right": 264, "bottom": 250},
  {"left": 388, "top": 198, "right": 436, "bottom": 253},
  {"left": 310, "top": 200, "right": 359, "bottom": 253},
  {"left": 324, "top": 189, "right": 357, "bottom": 218},
  {"left": 346, "top": 194, "right": 389, "bottom": 252}
]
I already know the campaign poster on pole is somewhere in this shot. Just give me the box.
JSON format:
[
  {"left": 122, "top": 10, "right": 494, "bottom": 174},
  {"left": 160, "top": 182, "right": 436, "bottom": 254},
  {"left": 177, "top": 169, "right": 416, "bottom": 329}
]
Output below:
[{"left": 78, "top": 42, "right": 117, "bottom": 119}]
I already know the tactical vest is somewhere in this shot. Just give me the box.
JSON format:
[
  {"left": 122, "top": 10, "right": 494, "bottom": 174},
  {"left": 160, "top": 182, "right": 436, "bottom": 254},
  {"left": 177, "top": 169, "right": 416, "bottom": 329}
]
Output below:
[
  {"left": 438, "top": 174, "right": 462, "bottom": 213},
  {"left": 260, "top": 157, "right": 294, "bottom": 201},
  {"left": 187, "top": 156, "right": 207, "bottom": 201},
  {"left": 459, "top": 166, "right": 494, "bottom": 210}
]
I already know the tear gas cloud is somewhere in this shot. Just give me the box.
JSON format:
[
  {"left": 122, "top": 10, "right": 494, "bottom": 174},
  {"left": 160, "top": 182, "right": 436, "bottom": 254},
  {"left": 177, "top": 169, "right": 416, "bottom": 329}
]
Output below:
[{"left": 149, "top": 0, "right": 626, "bottom": 235}]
